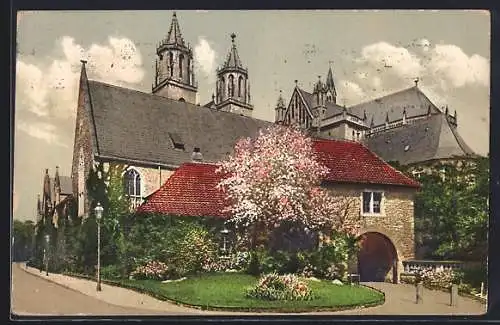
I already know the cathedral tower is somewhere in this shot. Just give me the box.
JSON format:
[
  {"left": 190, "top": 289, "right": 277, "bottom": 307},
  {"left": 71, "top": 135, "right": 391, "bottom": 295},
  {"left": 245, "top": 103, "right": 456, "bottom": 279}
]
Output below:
[
  {"left": 152, "top": 12, "right": 197, "bottom": 104},
  {"left": 214, "top": 33, "right": 253, "bottom": 117}
]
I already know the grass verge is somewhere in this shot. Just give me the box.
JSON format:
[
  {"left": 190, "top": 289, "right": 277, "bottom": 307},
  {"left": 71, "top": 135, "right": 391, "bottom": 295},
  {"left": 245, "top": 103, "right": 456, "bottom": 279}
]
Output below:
[{"left": 65, "top": 272, "right": 384, "bottom": 313}]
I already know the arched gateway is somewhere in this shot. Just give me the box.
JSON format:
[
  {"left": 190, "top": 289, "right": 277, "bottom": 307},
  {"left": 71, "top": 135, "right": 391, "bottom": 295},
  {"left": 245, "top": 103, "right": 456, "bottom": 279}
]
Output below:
[{"left": 357, "top": 232, "right": 398, "bottom": 283}]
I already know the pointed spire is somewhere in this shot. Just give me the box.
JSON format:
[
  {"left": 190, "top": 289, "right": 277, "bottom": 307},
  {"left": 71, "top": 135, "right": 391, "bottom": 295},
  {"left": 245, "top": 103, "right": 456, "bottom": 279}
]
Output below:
[
  {"left": 54, "top": 166, "right": 60, "bottom": 188},
  {"left": 276, "top": 90, "right": 286, "bottom": 108},
  {"left": 326, "top": 64, "right": 335, "bottom": 90},
  {"left": 43, "top": 168, "right": 51, "bottom": 197},
  {"left": 223, "top": 33, "right": 243, "bottom": 69},
  {"left": 363, "top": 110, "right": 367, "bottom": 121},
  {"left": 166, "top": 11, "right": 185, "bottom": 46},
  {"left": 385, "top": 112, "right": 390, "bottom": 124},
  {"left": 37, "top": 194, "right": 41, "bottom": 212},
  {"left": 370, "top": 116, "right": 375, "bottom": 127}
]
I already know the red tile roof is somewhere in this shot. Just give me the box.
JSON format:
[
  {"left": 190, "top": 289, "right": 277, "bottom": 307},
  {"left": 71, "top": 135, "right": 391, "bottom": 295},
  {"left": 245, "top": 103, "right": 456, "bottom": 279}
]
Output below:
[
  {"left": 312, "top": 139, "right": 420, "bottom": 188},
  {"left": 136, "top": 162, "right": 230, "bottom": 218},
  {"left": 137, "top": 139, "right": 419, "bottom": 216}
]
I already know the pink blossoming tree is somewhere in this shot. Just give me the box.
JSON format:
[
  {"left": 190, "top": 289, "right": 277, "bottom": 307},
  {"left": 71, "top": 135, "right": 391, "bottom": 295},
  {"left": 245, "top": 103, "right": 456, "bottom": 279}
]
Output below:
[{"left": 217, "top": 125, "right": 359, "bottom": 250}]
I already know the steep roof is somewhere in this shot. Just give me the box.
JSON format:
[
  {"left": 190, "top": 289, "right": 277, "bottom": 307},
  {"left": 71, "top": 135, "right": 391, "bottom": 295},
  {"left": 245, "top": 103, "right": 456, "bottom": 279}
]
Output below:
[
  {"left": 312, "top": 139, "right": 420, "bottom": 188},
  {"left": 222, "top": 33, "right": 244, "bottom": 69},
  {"left": 136, "top": 162, "right": 230, "bottom": 218},
  {"left": 137, "top": 138, "right": 420, "bottom": 216},
  {"left": 349, "top": 86, "right": 442, "bottom": 126},
  {"left": 363, "top": 114, "right": 477, "bottom": 165},
  {"left": 165, "top": 12, "right": 185, "bottom": 46},
  {"left": 85, "top": 80, "right": 272, "bottom": 167}
]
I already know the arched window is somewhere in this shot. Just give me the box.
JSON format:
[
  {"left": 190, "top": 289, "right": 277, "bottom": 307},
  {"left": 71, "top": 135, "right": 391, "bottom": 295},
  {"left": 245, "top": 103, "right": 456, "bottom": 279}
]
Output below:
[
  {"left": 228, "top": 74, "right": 234, "bottom": 97},
  {"left": 124, "top": 169, "right": 142, "bottom": 209},
  {"left": 179, "top": 54, "right": 184, "bottom": 78},
  {"left": 238, "top": 76, "right": 243, "bottom": 97},
  {"left": 187, "top": 58, "right": 191, "bottom": 83},
  {"left": 168, "top": 52, "right": 174, "bottom": 76}
]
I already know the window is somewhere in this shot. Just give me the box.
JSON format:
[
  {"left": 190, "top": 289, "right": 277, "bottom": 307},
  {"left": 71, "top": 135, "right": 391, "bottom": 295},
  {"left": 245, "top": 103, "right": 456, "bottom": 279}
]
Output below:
[
  {"left": 228, "top": 74, "right": 234, "bottom": 97},
  {"left": 124, "top": 169, "right": 142, "bottom": 209},
  {"left": 179, "top": 54, "right": 184, "bottom": 78},
  {"left": 238, "top": 76, "right": 243, "bottom": 97},
  {"left": 362, "top": 191, "right": 383, "bottom": 215},
  {"left": 168, "top": 52, "right": 174, "bottom": 76},
  {"left": 187, "top": 58, "right": 191, "bottom": 83}
]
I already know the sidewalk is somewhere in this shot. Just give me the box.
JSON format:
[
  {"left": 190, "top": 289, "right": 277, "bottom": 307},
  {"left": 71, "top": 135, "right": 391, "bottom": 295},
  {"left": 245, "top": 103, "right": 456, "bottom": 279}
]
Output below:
[{"left": 19, "top": 264, "right": 213, "bottom": 315}]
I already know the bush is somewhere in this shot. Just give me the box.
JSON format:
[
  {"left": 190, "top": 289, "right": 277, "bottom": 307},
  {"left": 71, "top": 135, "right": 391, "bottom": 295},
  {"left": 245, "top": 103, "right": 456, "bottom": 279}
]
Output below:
[
  {"left": 246, "top": 273, "right": 314, "bottom": 301},
  {"left": 130, "top": 261, "right": 170, "bottom": 281},
  {"left": 202, "top": 251, "right": 251, "bottom": 273},
  {"left": 101, "top": 264, "right": 123, "bottom": 280}
]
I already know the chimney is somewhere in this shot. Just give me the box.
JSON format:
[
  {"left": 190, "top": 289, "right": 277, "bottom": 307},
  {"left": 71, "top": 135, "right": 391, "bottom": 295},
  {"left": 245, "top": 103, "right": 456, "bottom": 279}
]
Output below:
[{"left": 191, "top": 147, "right": 203, "bottom": 162}]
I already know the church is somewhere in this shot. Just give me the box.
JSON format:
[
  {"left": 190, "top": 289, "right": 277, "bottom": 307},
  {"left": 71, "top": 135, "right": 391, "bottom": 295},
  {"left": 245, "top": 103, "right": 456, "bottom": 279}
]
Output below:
[{"left": 35, "top": 11, "right": 478, "bottom": 282}]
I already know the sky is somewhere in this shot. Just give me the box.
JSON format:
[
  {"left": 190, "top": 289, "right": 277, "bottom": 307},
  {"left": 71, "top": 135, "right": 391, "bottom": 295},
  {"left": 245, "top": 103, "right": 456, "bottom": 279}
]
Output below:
[{"left": 13, "top": 10, "right": 490, "bottom": 221}]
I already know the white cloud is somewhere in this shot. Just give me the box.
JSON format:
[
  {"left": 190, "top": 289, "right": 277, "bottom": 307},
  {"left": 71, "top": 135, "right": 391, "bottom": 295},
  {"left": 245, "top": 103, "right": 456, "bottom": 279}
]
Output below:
[
  {"left": 16, "top": 36, "right": 145, "bottom": 120},
  {"left": 358, "top": 41, "right": 424, "bottom": 79},
  {"left": 340, "top": 40, "right": 489, "bottom": 106},
  {"left": 194, "top": 37, "right": 216, "bottom": 79},
  {"left": 427, "top": 44, "right": 489, "bottom": 89},
  {"left": 16, "top": 121, "right": 67, "bottom": 147},
  {"left": 337, "top": 80, "right": 366, "bottom": 106}
]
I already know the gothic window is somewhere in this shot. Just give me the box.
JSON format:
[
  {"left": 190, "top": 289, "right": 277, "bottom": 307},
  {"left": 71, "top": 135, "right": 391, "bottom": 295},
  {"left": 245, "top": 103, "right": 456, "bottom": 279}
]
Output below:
[
  {"left": 352, "top": 130, "right": 355, "bottom": 139},
  {"left": 220, "top": 77, "right": 225, "bottom": 99},
  {"left": 228, "top": 74, "right": 234, "bottom": 97},
  {"left": 238, "top": 76, "right": 243, "bottom": 97},
  {"left": 362, "top": 191, "right": 383, "bottom": 215},
  {"left": 187, "top": 58, "right": 191, "bottom": 84},
  {"left": 77, "top": 149, "right": 85, "bottom": 216},
  {"left": 179, "top": 54, "right": 184, "bottom": 78},
  {"left": 168, "top": 52, "right": 174, "bottom": 76},
  {"left": 124, "top": 169, "right": 142, "bottom": 210}
]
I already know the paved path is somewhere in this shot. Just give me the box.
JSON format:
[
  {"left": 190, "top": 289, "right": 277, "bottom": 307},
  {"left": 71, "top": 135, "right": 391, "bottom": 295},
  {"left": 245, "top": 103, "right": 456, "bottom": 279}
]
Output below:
[{"left": 12, "top": 263, "right": 486, "bottom": 316}]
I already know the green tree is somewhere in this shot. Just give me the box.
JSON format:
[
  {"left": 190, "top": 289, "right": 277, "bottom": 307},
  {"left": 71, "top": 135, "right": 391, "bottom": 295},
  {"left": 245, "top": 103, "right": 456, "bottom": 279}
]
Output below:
[
  {"left": 12, "top": 219, "right": 35, "bottom": 261},
  {"left": 390, "top": 158, "right": 489, "bottom": 261}
]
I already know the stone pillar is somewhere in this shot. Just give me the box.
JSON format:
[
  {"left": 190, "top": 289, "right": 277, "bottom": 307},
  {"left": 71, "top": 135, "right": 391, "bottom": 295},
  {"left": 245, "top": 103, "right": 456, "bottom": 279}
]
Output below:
[
  {"left": 450, "top": 284, "right": 458, "bottom": 306},
  {"left": 415, "top": 282, "right": 423, "bottom": 304}
]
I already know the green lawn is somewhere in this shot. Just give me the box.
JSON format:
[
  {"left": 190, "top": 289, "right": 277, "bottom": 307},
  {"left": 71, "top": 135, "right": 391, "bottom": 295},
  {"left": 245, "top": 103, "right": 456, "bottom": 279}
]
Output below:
[{"left": 118, "top": 273, "right": 384, "bottom": 312}]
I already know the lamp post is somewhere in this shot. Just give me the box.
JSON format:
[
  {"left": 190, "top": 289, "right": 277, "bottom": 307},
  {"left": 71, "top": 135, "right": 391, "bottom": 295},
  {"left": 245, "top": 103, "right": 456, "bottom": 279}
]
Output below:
[
  {"left": 44, "top": 234, "right": 50, "bottom": 276},
  {"left": 95, "top": 202, "right": 104, "bottom": 292},
  {"left": 220, "top": 226, "right": 231, "bottom": 256}
]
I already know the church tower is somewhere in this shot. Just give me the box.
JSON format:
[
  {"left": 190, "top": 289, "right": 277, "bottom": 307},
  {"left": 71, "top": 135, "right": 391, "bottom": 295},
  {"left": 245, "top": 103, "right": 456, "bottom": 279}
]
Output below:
[
  {"left": 325, "top": 65, "right": 337, "bottom": 104},
  {"left": 152, "top": 12, "right": 197, "bottom": 104},
  {"left": 274, "top": 90, "right": 286, "bottom": 123},
  {"left": 214, "top": 33, "right": 253, "bottom": 117}
]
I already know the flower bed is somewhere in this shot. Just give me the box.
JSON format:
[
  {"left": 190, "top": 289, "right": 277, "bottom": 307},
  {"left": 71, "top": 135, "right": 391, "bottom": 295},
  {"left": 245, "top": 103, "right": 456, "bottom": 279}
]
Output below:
[{"left": 246, "top": 273, "right": 313, "bottom": 301}]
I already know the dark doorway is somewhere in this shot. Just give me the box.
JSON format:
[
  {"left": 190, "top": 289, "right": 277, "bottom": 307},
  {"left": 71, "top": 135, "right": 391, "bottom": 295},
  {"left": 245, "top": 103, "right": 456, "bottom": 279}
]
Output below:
[{"left": 357, "top": 232, "right": 398, "bottom": 282}]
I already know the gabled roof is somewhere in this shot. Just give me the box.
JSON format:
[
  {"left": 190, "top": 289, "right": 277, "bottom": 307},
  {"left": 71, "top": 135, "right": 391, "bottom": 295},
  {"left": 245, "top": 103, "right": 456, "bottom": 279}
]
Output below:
[
  {"left": 136, "top": 162, "right": 230, "bottom": 218},
  {"left": 297, "top": 87, "right": 344, "bottom": 119},
  {"left": 84, "top": 79, "right": 272, "bottom": 167},
  {"left": 349, "top": 86, "right": 441, "bottom": 126},
  {"left": 363, "top": 113, "right": 477, "bottom": 165},
  {"left": 312, "top": 139, "right": 420, "bottom": 188}
]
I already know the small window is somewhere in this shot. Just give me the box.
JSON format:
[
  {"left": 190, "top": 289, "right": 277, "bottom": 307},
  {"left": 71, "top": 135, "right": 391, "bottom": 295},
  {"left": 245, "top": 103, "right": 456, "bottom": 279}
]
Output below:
[
  {"left": 362, "top": 191, "right": 383, "bottom": 215},
  {"left": 168, "top": 132, "right": 185, "bottom": 150}
]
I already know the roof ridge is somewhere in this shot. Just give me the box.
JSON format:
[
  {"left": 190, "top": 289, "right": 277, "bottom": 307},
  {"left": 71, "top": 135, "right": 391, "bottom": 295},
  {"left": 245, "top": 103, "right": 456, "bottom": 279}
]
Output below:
[{"left": 349, "top": 86, "right": 418, "bottom": 108}]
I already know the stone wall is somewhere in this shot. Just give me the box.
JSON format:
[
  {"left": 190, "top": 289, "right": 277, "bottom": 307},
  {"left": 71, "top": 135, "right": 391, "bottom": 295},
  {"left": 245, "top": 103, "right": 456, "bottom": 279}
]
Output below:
[{"left": 324, "top": 182, "right": 416, "bottom": 282}]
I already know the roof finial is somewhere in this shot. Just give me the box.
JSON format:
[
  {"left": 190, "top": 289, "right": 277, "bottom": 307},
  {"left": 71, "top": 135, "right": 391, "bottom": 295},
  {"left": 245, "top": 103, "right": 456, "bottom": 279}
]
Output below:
[
  {"left": 80, "top": 59, "right": 87, "bottom": 65},
  {"left": 294, "top": 80, "right": 298, "bottom": 87},
  {"left": 173, "top": 11, "right": 177, "bottom": 17},
  {"left": 414, "top": 77, "right": 419, "bottom": 87},
  {"left": 230, "top": 33, "right": 236, "bottom": 43}
]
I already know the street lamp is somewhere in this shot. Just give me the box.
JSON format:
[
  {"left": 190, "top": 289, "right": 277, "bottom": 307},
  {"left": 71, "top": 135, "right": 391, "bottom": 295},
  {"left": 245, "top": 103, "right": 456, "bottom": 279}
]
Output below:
[
  {"left": 44, "top": 234, "right": 50, "bottom": 276},
  {"left": 220, "top": 226, "right": 231, "bottom": 255},
  {"left": 95, "top": 202, "right": 104, "bottom": 292}
]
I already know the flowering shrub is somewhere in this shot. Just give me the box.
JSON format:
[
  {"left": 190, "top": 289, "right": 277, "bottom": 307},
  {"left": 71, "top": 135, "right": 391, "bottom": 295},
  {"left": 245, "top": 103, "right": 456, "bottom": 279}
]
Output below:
[
  {"left": 246, "top": 273, "right": 314, "bottom": 301},
  {"left": 130, "top": 260, "right": 170, "bottom": 281},
  {"left": 416, "top": 268, "right": 459, "bottom": 289},
  {"left": 174, "top": 227, "right": 218, "bottom": 276}
]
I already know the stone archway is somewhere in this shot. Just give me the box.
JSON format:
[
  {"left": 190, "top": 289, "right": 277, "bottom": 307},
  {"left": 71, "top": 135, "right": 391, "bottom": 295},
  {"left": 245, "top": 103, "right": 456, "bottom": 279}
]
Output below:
[{"left": 357, "top": 232, "right": 398, "bottom": 283}]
